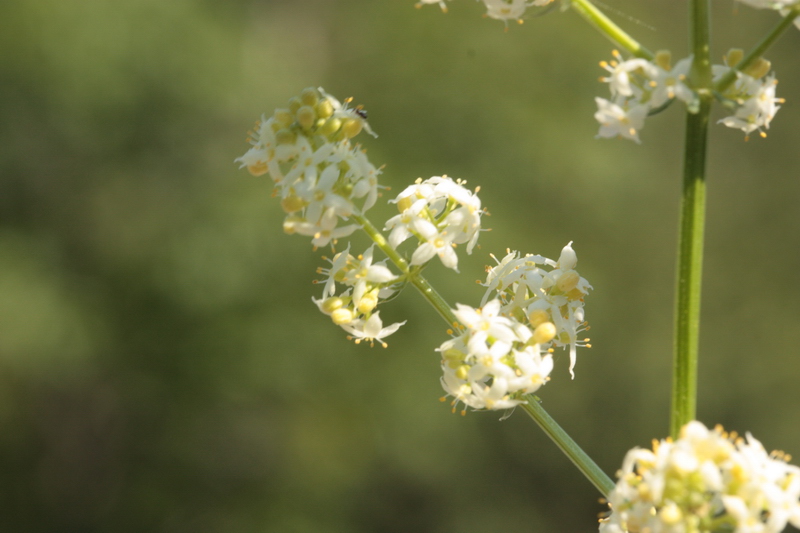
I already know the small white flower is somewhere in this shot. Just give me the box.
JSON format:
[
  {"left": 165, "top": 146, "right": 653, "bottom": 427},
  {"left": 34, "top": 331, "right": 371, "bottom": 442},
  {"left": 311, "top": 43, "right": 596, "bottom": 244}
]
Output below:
[
  {"left": 594, "top": 97, "right": 649, "bottom": 144},
  {"left": 340, "top": 312, "right": 406, "bottom": 348},
  {"left": 648, "top": 55, "right": 695, "bottom": 107}
]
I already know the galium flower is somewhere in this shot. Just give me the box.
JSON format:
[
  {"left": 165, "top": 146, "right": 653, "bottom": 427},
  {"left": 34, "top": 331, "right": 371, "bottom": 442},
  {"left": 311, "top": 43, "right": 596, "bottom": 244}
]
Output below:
[
  {"left": 594, "top": 97, "right": 649, "bottom": 144},
  {"left": 600, "top": 421, "right": 800, "bottom": 533},
  {"left": 713, "top": 52, "right": 784, "bottom": 139},
  {"left": 438, "top": 299, "right": 555, "bottom": 413},
  {"left": 481, "top": 242, "right": 591, "bottom": 378},
  {"left": 385, "top": 176, "right": 483, "bottom": 272},
  {"left": 236, "top": 87, "right": 382, "bottom": 249},
  {"left": 594, "top": 50, "right": 696, "bottom": 143},
  {"left": 313, "top": 245, "right": 405, "bottom": 346}
]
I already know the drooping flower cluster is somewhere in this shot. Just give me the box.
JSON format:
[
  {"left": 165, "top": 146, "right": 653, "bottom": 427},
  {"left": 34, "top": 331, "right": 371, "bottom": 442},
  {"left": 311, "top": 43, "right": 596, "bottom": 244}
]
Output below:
[
  {"left": 594, "top": 50, "right": 695, "bottom": 144},
  {"left": 714, "top": 51, "right": 785, "bottom": 139},
  {"left": 437, "top": 243, "right": 591, "bottom": 413},
  {"left": 481, "top": 242, "right": 591, "bottom": 379},
  {"left": 313, "top": 244, "right": 406, "bottom": 347},
  {"left": 235, "top": 87, "right": 381, "bottom": 248},
  {"left": 385, "top": 176, "right": 483, "bottom": 272},
  {"left": 415, "top": 0, "right": 557, "bottom": 26},
  {"left": 600, "top": 421, "right": 800, "bottom": 533}
]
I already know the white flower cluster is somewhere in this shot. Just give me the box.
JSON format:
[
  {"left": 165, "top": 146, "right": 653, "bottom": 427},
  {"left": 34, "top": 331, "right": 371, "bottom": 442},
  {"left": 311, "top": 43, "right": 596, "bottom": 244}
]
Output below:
[
  {"left": 385, "top": 176, "right": 483, "bottom": 272},
  {"left": 600, "top": 421, "right": 800, "bottom": 533},
  {"left": 481, "top": 242, "right": 591, "bottom": 378},
  {"left": 235, "top": 87, "right": 381, "bottom": 249},
  {"left": 594, "top": 50, "right": 695, "bottom": 144},
  {"left": 595, "top": 49, "right": 786, "bottom": 142},
  {"left": 438, "top": 299, "right": 556, "bottom": 412},
  {"left": 437, "top": 243, "right": 591, "bottom": 413},
  {"left": 714, "top": 52, "right": 784, "bottom": 139},
  {"left": 415, "top": 0, "right": 556, "bottom": 26},
  {"left": 313, "top": 244, "right": 406, "bottom": 347}
]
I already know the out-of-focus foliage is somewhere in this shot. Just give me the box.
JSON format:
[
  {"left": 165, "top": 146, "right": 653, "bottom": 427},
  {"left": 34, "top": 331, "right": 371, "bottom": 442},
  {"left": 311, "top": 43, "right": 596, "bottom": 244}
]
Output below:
[{"left": 0, "top": 0, "right": 799, "bottom": 531}]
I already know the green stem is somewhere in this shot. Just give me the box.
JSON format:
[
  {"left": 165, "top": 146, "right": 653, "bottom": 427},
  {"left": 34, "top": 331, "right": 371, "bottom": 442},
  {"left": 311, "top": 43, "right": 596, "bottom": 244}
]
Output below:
[
  {"left": 714, "top": 7, "right": 800, "bottom": 94},
  {"left": 569, "top": 0, "right": 654, "bottom": 60},
  {"left": 521, "top": 398, "right": 615, "bottom": 497},
  {"left": 353, "top": 212, "right": 612, "bottom": 495},
  {"left": 671, "top": 0, "right": 711, "bottom": 439},
  {"left": 353, "top": 213, "right": 459, "bottom": 328}
]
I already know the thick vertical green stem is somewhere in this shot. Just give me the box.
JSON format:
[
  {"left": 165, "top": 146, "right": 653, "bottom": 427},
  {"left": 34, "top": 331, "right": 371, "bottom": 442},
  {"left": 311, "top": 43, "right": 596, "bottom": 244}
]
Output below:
[
  {"left": 671, "top": 0, "right": 711, "bottom": 439},
  {"left": 521, "top": 398, "right": 615, "bottom": 497}
]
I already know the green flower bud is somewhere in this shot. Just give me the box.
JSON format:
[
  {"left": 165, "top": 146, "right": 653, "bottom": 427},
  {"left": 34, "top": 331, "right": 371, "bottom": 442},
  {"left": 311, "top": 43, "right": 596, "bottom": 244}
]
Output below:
[
  {"left": 296, "top": 105, "right": 316, "bottom": 131},
  {"left": 288, "top": 96, "right": 303, "bottom": 114},
  {"left": 316, "top": 98, "right": 334, "bottom": 119},
  {"left": 274, "top": 108, "right": 294, "bottom": 127},
  {"left": 300, "top": 87, "right": 320, "bottom": 107},
  {"left": 340, "top": 118, "right": 363, "bottom": 139}
]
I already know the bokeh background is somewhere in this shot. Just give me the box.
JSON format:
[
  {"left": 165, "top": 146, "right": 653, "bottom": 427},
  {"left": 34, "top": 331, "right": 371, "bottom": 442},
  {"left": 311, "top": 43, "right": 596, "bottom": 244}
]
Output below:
[{"left": 1, "top": 0, "right": 799, "bottom": 531}]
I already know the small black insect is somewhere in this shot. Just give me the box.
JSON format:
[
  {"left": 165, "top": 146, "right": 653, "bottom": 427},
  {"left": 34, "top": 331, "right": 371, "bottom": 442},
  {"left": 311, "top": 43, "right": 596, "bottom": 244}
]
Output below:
[{"left": 354, "top": 107, "right": 368, "bottom": 120}]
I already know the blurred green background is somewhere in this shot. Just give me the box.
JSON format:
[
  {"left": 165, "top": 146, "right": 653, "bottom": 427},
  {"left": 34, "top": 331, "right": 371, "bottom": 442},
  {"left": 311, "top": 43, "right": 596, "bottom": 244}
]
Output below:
[{"left": 1, "top": 0, "right": 799, "bottom": 531}]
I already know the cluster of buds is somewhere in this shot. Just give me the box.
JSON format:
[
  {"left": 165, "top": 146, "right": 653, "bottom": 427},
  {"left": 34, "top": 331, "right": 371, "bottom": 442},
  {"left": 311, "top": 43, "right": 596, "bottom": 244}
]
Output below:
[
  {"left": 438, "top": 243, "right": 591, "bottom": 413},
  {"left": 385, "top": 176, "right": 483, "bottom": 272},
  {"left": 600, "top": 421, "right": 800, "bottom": 533},
  {"left": 594, "top": 49, "right": 786, "bottom": 142},
  {"left": 235, "top": 87, "right": 381, "bottom": 248},
  {"left": 313, "top": 244, "right": 406, "bottom": 347},
  {"left": 415, "top": 0, "right": 556, "bottom": 26}
]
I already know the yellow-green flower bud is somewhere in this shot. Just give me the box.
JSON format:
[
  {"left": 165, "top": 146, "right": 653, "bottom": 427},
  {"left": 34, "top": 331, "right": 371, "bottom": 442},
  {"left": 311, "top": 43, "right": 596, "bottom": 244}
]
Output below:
[
  {"left": 556, "top": 270, "right": 580, "bottom": 293},
  {"left": 275, "top": 128, "right": 296, "bottom": 145},
  {"left": 357, "top": 290, "right": 379, "bottom": 314},
  {"left": 331, "top": 308, "right": 354, "bottom": 325},
  {"left": 655, "top": 50, "right": 672, "bottom": 71},
  {"left": 318, "top": 117, "right": 342, "bottom": 137},
  {"left": 455, "top": 365, "right": 470, "bottom": 380},
  {"left": 288, "top": 96, "right": 303, "bottom": 114},
  {"left": 300, "top": 87, "right": 320, "bottom": 107},
  {"left": 320, "top": 297, "right": 344, "bottom": 314},
  {"left": 340, "top": 118, "right": 363, "bottom": 139},
  {"left": 442, "top": 347, "right": 465, "bottom": 367},
  {"left": 316, "top": 98, "right": 334, "bottom": 119},
  {"left": 743, "top": 57, "right": 771, "bottom": 80},
  {"left": 528, "top": 309, "right": 550, "bottom": 328},
  {"left": 396, "top": 196, "right": 414, "bottom": 213},
  {"left": 296, "top": 105, "right": 316, "bottom": 131},
  {"left": 725, "top": 48, "right": 744, "bottom": 68},
  {"left": 532, "top": 322, "right": 557, "bottom": 344},
  {"left": 281, "top": 194, "right": 306, "bottom": 214},
  {"left": 274, "top": 108, "right": 294, "bottom": 127}
]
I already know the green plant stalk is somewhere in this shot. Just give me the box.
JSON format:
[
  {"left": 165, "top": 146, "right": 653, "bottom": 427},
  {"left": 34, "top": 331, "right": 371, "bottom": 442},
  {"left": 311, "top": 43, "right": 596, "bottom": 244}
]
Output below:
[
  {"left": 714, "top": 7, "right": 800, "bottom": 94},
  {"left": 671, "top": 0, "right": 712, "bottom": 439},
  {"left": 521, "top": 398, "right": 616, "bottom": 496},
  {"left": 353, "top": 212, "right": 613, "bottom": 495},
  {"left": 354, "top": 213, "right": 459, "bottom": 327},
  {"left": 569, "top": 0, "right": 654, "bottom": 60}
]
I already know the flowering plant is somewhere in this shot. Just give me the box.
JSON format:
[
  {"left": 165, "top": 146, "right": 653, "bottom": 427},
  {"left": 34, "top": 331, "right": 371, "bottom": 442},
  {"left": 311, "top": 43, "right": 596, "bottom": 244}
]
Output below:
[{"left": 237, "top": 1, "right": 800, "bottom": 530}]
